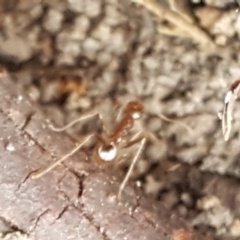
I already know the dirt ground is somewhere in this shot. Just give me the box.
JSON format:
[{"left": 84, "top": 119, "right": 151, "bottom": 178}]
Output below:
[{"left": 1, "top": 0, "right": 240, "bottom": 239}]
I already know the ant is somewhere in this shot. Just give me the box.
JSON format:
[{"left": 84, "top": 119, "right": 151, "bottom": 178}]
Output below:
[{"left": 32, "top": 100, "right": 151, "bottom": 200}]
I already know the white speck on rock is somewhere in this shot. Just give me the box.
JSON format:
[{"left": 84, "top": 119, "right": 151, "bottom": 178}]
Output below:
[
  {"left": 6, "top": 143, "right": 16, "bottom": 152},
  {"left": 28, "top": 140, "right": 35, "bottom": 147},
  {"left": 17, "top": 95, "right": 23, "bottom": 101}
]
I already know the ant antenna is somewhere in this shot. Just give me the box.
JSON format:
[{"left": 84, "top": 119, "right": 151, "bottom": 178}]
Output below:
[
  {"left": 50, "top": 112, "right": 98, "bottom": 132},
  {"left": 158, "top": 113, "right": 193, "bottom": 135}
]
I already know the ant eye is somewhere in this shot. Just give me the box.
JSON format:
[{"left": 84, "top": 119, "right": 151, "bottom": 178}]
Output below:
[{"left": 98, "top": 144, "right": 117, "bottom": 162}]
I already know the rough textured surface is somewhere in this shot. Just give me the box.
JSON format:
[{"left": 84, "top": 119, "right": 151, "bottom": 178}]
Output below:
[
  {"left": 0, "top": 0, "right": 240, "bottom": 239},
  {"left": 0, "top": 75, "right": 208, "bottom": 240}
]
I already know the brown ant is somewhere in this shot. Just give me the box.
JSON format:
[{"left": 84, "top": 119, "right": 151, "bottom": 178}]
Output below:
[{"left": 32, "top": 100, "right": 149, "bottom": 200}]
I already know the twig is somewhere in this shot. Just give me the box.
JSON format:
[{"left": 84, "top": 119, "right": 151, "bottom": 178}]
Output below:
[
  {"left": 132, "top": 0, "right": 216, "bottom": 48},
  {"left": 219, "top": 80, "right": 240, "bottom": 141}
]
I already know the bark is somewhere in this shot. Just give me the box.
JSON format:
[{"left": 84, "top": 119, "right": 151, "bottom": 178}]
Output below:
[{"left": 0, "top": 73, "right": 210, "bottom": 240}]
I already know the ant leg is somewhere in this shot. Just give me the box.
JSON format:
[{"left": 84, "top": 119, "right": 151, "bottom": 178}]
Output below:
[
  {"left": 49, "top": 111, "right": 98, "bottom": 132},
  {"left": 31, "top": 133, "right": 94, "bottom": 179},
  {"left": 158, "top": 114, "right": 193, "bottom": 135},
  {"left": 118, "top": 137, "right": 146, "bottom": 201}
]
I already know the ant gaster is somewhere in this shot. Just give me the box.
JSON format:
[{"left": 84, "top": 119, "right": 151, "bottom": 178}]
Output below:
[{"left": 32, "top": 100, "right": 147, "bottom": 200}]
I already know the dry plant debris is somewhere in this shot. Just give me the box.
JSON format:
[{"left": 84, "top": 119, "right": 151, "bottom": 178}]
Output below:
[
  {"left": 131, "top": 0, "right": 237, "bottom": 51},
  {"left": 219, "top": 80, "right": 240, "bottom": 141}
]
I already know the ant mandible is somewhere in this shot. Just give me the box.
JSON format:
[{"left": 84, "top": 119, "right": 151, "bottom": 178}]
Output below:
[{"left": 32, "top": 100, "right": 148, "bottom": 200}]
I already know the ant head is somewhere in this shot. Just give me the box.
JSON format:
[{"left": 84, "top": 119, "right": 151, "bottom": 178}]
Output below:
[
  {"left": 97, "top": 142, "right": 117, "bottom": 162},
  {"left": 126, "top": 101, "right": 143, "bottom": 119}
]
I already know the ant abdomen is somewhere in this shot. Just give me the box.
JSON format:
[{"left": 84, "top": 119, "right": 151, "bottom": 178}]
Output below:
[{"left": 93, "top": 142, "right": 118, "bottom": 165}]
